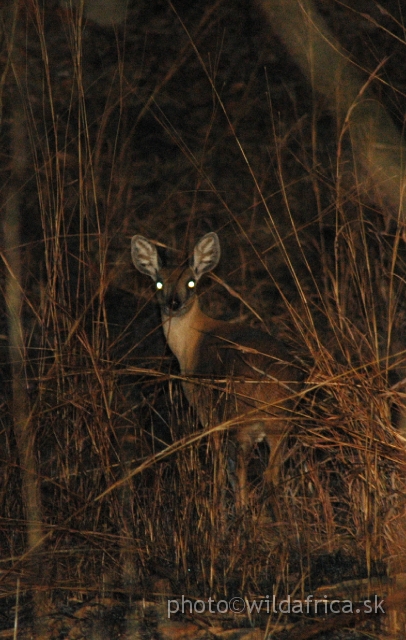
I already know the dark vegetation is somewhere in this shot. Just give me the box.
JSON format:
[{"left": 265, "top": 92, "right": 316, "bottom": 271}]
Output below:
[{"left": 1, "top": 0, "right": 406, "bottom": 637}]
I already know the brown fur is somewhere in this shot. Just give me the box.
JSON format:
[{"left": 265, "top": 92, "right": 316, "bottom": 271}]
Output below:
[{"left": 131, "top": 232, "right": 301, "bottom": 509}]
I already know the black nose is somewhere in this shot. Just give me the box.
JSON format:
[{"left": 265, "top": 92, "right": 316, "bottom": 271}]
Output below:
[{"left": 167, "top": 295, "right": 182, "bottom": 312}]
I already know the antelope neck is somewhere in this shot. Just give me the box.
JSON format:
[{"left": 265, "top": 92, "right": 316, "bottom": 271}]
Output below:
[{"left": 161, "top": 297, "right": 214, "bottom": 375}]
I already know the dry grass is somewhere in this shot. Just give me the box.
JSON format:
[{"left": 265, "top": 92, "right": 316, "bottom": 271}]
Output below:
[{"left": 1, "top": 0, "right": 406, "bottom": 637}]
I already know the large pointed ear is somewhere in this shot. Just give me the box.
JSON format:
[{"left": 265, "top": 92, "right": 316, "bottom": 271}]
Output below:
[
  {"left": 131, "top": 235, "right": 161, "bottom": 280},
  {"left": 192, "top": 232, "right": 220, "bottom": 281}
]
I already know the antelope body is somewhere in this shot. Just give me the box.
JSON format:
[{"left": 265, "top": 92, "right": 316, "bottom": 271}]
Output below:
[{"left": 131, "top": 232, "right": 301, "bottom": 508}]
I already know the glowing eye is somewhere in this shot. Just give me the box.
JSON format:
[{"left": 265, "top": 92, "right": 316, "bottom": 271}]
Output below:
[
  {"left": 156, "top": 281, "right": 163, "bottom": 290},
  {"left": 187, "top": 279, "right": 195, "bottom": 289}
]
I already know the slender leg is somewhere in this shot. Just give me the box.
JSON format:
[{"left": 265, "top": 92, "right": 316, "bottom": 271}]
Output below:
[
  {"left": 235, "top": 440, "right": 251, "bottom": 511},
  {"left": 264, "top": 432, "right": 285, "bottom": 522},
  {"left": 264, "top": 436, "right": 281, "bottom": 486}
]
